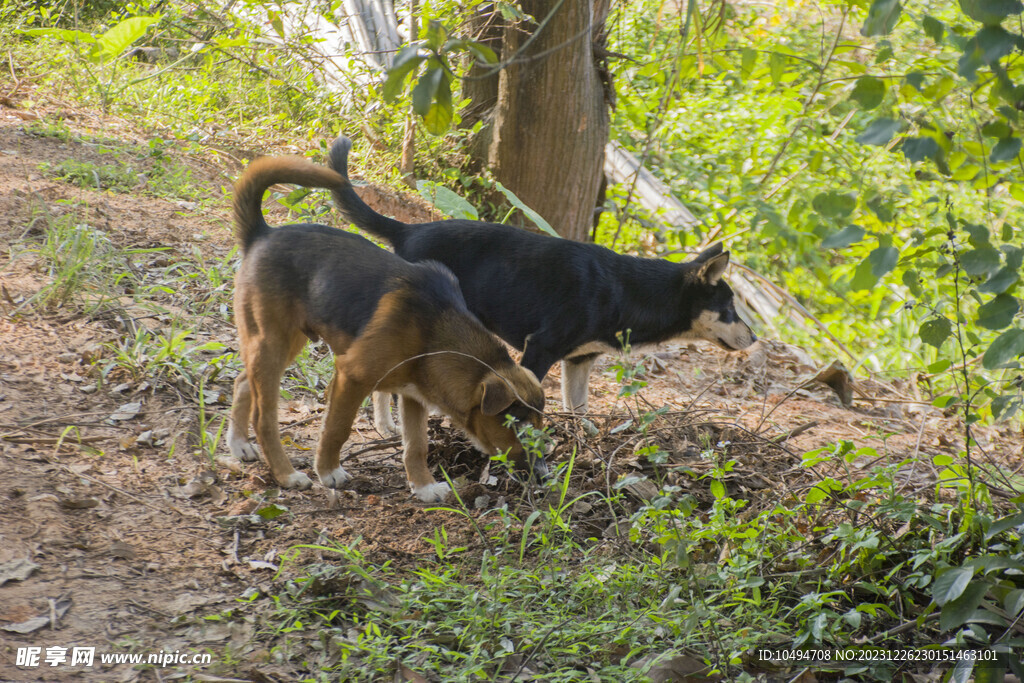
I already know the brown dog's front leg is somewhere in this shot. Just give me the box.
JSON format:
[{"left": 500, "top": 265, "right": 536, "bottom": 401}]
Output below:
[{"left": 399, "top": 396, "right": 450, "bottom": 503}]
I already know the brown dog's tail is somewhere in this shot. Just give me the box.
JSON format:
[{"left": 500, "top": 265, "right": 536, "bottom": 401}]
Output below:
[
  {"left": 233, "top": 156, "right": 349, "bottom": 253},
  {"left": 326, "top": 136, "right": 410, "bottom": 247}
]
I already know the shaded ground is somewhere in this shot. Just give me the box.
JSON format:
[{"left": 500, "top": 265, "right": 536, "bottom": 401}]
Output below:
[{"left": 1, "top": 96, "right": 1022, "bottom": 681}]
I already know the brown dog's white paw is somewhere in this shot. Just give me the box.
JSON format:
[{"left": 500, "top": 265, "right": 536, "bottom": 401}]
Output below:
[
  {"left": 412, "top": 482, "right": 450, "bottom": 503},
  {"left": 227, "top": 432, "right": 260, "bottom": 462},
  {"left": 282, "top": 471, "right": 314, "bottom": 490},
  {"left": 318, "top": 466, "right": 352, "bottom": 489}
]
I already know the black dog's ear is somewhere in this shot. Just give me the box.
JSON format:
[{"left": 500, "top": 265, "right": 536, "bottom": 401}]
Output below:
[
  {"left": 480, "top": 375, "right": 515, "bottom": 416},
  {"left": 693, "top": 242, "right": 724, "bottom": 262},
  {"left": 696, "top": 251, "right": 730, "bottom": 285}
]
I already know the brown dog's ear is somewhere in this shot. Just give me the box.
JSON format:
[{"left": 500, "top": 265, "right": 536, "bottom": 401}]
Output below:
[
  {"left": 696, "top": 251, "right": 730, "bottom": 285},
  {"left": 480, "top": 374, "right": 515, "bottom": 416}
]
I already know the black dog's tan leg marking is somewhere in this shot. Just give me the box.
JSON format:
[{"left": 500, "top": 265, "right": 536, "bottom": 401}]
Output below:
[
  {"left": 372, "top": 391, "right": 399, "bottom": 435},
  {"left": 314, "top": 358, "right": 370, "bottom": 488},
  {"left": 399, "top": 396, "right": 450, "bottom": 503},
  {"left": 227, "top": 371, "right": 259, "bottom": 461},
  {"left": 561, "top": 355, "right": 598, "bottom": 412}
]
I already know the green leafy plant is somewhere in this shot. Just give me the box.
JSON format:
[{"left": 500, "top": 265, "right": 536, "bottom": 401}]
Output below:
[
  {"left": 19, "top": 15, "right": 159, "bottom": 110},
  {"left": 382, "top": 19, "right": 497, "bottom": 135}
]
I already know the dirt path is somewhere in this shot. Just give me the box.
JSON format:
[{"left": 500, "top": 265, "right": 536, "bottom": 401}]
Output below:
[{"left": 1, "top": 104, "right": 1020, "bottom": 681}]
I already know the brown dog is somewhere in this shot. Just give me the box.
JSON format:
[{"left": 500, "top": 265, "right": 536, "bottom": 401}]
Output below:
[{"left": 226, "top": 153, "right": 546, "bottom": 502}]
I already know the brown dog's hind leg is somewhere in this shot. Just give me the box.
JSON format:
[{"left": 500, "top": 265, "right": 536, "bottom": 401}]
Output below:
[
  {"left": 227, "top": 371, "right": 259, "bottom": 461},
  {"left": 314, "top": 360, "right": 369, "bottom": 488},
  {"left": 399, "top": 396, "right": 450, "bottom": 503},
  {"left": 246, "top": 333, "right": 313, "bottom": 490}
]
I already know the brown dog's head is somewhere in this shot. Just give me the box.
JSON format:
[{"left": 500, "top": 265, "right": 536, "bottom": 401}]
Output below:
[{"left": 463, "top": 367, "right": 548, "bottom": 481}]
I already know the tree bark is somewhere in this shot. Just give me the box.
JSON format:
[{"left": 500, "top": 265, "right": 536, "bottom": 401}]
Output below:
[{"left": 485, "top": 1, "right": 611, "bottom": 242}]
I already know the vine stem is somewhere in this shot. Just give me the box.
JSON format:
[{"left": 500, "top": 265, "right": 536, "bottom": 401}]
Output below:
[{"left": 949, "top": 227, "right": 976, "bottom": 504}]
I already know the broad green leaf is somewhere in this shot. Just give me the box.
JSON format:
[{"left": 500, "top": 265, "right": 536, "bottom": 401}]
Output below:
[
  {"left": 923, "top": 15, "right": 945, "bottom": 41},
  {"left": 850, "top": 257, "right": 878, "bottom": 291},
  {"left": 920, "top": 317, "right": 952, "bottom": 348},
  {"left": 905, "top": 71, "right": 926, "bottom": 90},
  {"left": 416, "top": 180, "right": 478, "bottom": 220},
  {"left": 960, "top": 0, "right": 1023, "bottom": 25},
  {"left": 94, "top": 16, "right": 159, "bottom": 62},
  {"left": 421, "top": 75, "right": 453, "bottom": 135},
  {"left": 1004, "top": 588, "right": 1024, "bottom": 616},
  {"left": 411, "top": 64, "right": 443, "bottom": 116},
  {"left": 939, "top": 580, "right": 989, "bottom": 631},
  {"left": 982, "top": 120, "right": 1012, "bottom": 138},
  {"left": 958, "top": 26, "right": 1019, "bottom": 80},
  {"left": 382, "top": 57, "right": 423, "bottom": 101},
  {"left": 961, "top": 247, "right": 1002, "bottom": 277},
  {"left": 991, "top": 137, "right": 1022, "bottom": 162},
  {"left": 769, "top": 51, "right": 786, "bottom": 85},
  {"left": 741, "top": 47, "right": 757, "bottom": 76},
  {"left": 869, "top": 245, "right": 899, "bottom": 277},
  {"left": 268, "top": 10, "right": 284, "bottom": 39},
  {"left": 964, "top": 222, "right": 991, "bottom": 246},
  {"left": 495, "top": 1, "right": 525, "bottom": 21},
  {"left": 856, "top": 118, "right": 903, "bottom": 146},
  {"left": 867, "top": 194, "right": 894, "bottom": 222},
  {"left": 932, "top": 566, "right": 974, "bottom": 605},
  {"left": 710, "top": 480, "right": 725, "bottom": 499},
  {"left": 861, "top": 0, "right": 902, "bottom": 36},
  {"left": 991, "top": 394, "right": 1022, "bottom": 420},
  {"left": 1006, "top": 245, "right": 1024, "bottom": 270},
  {"left": 902, "top": 136, "right": 940, "bottom": 163},
  {"left": 495, "top": 182, "right": 559, "bottom": 237},
  {"left": 903, "top": 269, "right": 923, "bottom": 296},
  {"left": 976, "top": 294, "right": 1019, "bottom": 330},
  {"left": 466, "top": 41, "right": 498, "bottom": 64},
  {"left": 424, "top": 20, "right": 447, "bottom": 51},
  {"left": 18, "top": 27, "right": 96, "bottom": 43},
  {"left": 382, "top": 45, "right": 425, "bottom": 101},
  {"left": 256, "top": 503, "right": 288, "bottom": 521},
  {"left": 850, "top": 76, "right": 885, "bottom": 109},
  {"left": 822, "top": 225, "right": 865, "bottom": 249},
  {"left": 805, "top": 478, "right": 843, "bottom": 504},
  {"left": 985, "top": 512, "right": 1024, "bottom": 539},
  {"left": 982, "top": 328, "right": 1024, "bottom": 368},
  {"left": 392, "top": 43, "right": 426, "bottom": 71},
  {"left": 980, "top": 266, "right": 1020, "bottom": 294},
  {"left": 812, "top": 191, "right": 856, "bottom": 218}
]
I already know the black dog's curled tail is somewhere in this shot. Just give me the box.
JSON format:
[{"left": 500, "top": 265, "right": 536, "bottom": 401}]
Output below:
[
  {"left": 327, "top": 135, "right": 409, "bottom": 247},
  {"left": 233, "top": 156, "right": 349, "bottom": 253}
]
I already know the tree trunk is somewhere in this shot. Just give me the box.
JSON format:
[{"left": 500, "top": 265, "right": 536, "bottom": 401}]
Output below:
[{"left": 485, "top": 1, "right": 611, "bottom": 242}]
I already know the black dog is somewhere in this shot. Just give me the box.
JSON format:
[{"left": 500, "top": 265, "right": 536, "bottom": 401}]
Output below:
[{"left": 327, "top": 135, "right": 756, "bottom": 416}]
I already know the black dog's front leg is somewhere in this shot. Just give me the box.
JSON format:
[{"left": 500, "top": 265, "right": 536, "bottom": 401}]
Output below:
[{"left": 520, "top": 336, "right": 562, "bottom": 382}]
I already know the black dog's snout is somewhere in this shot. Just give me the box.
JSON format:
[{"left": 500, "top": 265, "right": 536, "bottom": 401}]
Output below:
[{"left": 531, "top": 457, "right": 550, "bottom": 484}]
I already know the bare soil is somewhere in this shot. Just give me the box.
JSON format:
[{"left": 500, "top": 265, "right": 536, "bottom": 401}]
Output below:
[{"left": 1, "top": 97, "right": 1022, "bottom": 682}]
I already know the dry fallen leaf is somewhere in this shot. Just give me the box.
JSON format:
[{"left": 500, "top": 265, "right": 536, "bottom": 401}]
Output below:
[
  {"left": 108, "top": 401, "right": 142, "bottom": 422},
  {"left": 0, "top": 558, "right": 40, "bottom": 586}
]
